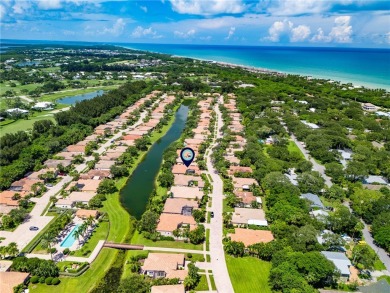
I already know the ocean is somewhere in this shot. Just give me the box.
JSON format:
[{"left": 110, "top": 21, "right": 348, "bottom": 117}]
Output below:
[
  {"left": 121, "top": 43, "right": 390, "bottom": 90},
  {"left": 1, "top": 39, "right": 389, "bottom": 90}
]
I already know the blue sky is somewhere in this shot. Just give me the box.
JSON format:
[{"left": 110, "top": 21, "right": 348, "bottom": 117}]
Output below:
[{"left": 1, "top": 0, "right": 389, "bottom": 47}]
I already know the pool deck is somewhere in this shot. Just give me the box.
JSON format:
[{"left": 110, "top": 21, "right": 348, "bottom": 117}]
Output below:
[{"left": 26, "top": 240, "right": 105, "bottom": 263}]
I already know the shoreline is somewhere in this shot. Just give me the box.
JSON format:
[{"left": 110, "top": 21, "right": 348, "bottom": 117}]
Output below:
[{"left": 120, "top": 45, "right": 389, "bottom": 92}]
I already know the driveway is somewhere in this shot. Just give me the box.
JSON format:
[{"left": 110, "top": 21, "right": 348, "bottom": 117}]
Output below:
[{"left": 205, "top": 96, "right": 234, "bottom": 293}]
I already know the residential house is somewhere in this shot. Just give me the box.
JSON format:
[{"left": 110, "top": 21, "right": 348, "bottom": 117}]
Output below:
[
  {"left": 0, "top": 260, "right": 12, "bottom": 272},
  {"left": 95, "top": 160, "right": 116, "bottom": 170},
  {"left": 141, "top": 253, "right": 187, "bottom": 280},
  {"left": 79, "top": 169, "right": 111, "bottom": 180},
  {"left": 300, "top": 193, "right": 325, "bottom": 210},
  {"left": 156, "top": 213, "right": 197, "bottom": 237},
  {"left": 151, "top": 284, "right": 185, "bottom": 293},
  {"left": 363, "top": 176, "right": 388, "bottom": 185},
  {"left": 75, "top": 209, "right": 99, "bottom": 219},
  {"left": 0, "top": 272, "right": 30, "bottom": 293},
  {"left": 76, "top": 179, "right": 101, "bottom": 193},
  {"left": 230, "top": 228, "right": 274, "bottom": 246},
  {"left": 228, "top": 166, "right": 253, "bottom": 176},
  {"left": 44, "top": 159, "right": 72, "bottom": 169},
  {"left": 233, "top": 191, "right": 259, "bottom": 208},
  {"left": 169, "top": 186, "right": 203, "bottom": 200},
  {"left": 232, "top": 177, "right": 258, "bottom": 191},
  {"left": 232, "top": 208, "right": 268, "bottom": 226},
  {"left": 362, "top": 103, "right": 377, "bottom": 112},
  {"left": 321, "top": 251, "right": 352, "bottom": 278},
  {"left": 66, "top": 145, "right": 85, "bottom": 153},
  {"left": 10, "top": 179, "right": 43, "bottom": 193},
  {"left": 172, "top": 164, "right": 201, "bottom": 176},
  {"left": 173, "top": 174, "right": 204, "bottom": 189},
  {"left": 55, "top": 191, "right": 96, "bottom": 209},
  {"left": 162, "top": 198, "right": 198, "bottom": 215}
]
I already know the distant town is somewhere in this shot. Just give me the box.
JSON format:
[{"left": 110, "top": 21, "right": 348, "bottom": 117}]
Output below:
[{"left": 0, "top": 44, "right": 389, "bottom": 293}]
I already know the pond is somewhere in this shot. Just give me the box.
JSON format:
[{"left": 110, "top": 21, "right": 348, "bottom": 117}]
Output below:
[
  {"left": 120, "top": 103, "right": 190, "bottom": 219},
  {"left": 56, "top": 90, "right": 104, "bottom": 105}
]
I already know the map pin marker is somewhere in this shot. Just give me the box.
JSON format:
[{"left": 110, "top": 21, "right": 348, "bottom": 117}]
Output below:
[{"left": 180, "top": 147, "right": 195, "bottom": 167}]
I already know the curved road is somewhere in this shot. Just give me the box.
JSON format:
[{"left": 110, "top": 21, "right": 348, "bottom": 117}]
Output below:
[{"left": 205, "top": 96, "right": 235, "bottom": 293}]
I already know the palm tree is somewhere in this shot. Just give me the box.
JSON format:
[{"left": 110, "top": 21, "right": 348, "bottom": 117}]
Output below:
[
  {"left": 41, "top": 233, "right": 55, "bottom": 260},
  {"left": 7, "top": 242, "right": 19, "bottom": 257},
  {"left": 73, "top": 229, "right": 82, "bottom": 246}
]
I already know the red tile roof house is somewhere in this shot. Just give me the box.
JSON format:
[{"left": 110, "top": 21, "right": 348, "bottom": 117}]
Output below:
[
  {"left": 0, "top": 191, "right": 30, "bottom": 207},
  {"left": 145, "top": 119, "right": 160, "bottom": 128},
  {"left": 173, "top": 174, "right": 205, "bottom": 188},
  {"left": 66, "top": 145, "right": 86, "bottom": 153},
  {"left": 99, "top": 152, "right": 122, "bottom": 161},
  {"left": 162, "top": 198, "right": 198, "bottom": 215},
  {"left": 141, "top": 252, "right": 188, "bottom": 281},
  {"left": 232, "top": 177, "right": 258, "bottom": 191},
  {"left": 76, "top": 179, "right": 101, "bottom": 192},
  {"left": 192, "top": 127, "right": 211, "bottom": 135},
  {"left": 122, "top": 134, "right": 142, "bottom": 141},
  {"left": 44, "top": 159, "right": 72, "bottom": 169},
  {"left": 193, "top": 134, "right": 208, "bottom": 141},
  {"left": 106, "top": 146, "right": 128, "bottom": 154},
  {"left": 117, "top": 140, "right": 135, "bottom": 146},
  {"left": 225, "top": 155, "right": 240, "bottom": 166},
  {"left": 172, "top": 164, "right": 201, "bottom": 176},
  {"left": 0, "top": 272, "right": 30, "bottom": 293},
  {"left": 79, "top": 169, "right": 111, "bottom": 180},
  {"left": 169, "top": 186, "right": 204, "bottom": 200},
  {"left": 151, "top": 284, "right": 185, "bottom": 293},
  {"left": 234, "top": 191, "right": 258, "bottom": 208},
  {"left": 95, "top": 160, "right": 116, "bottom": 170},
  {"left": 157, "top": 213, "right": 197, "bottom": 238},
  {"left": 229, "top": 228, "right": 274, "bottom": 246},
  {"left": 10, "top": 178, "right": 43, "bottom": 193},
  {"left": 228, "top": 166, "right": 253, "bottom": 176},
  {"left": 55, "top": 152, "right": 78, "bottom": 160},
  {"left": 184, "top": 138, "right": 204, "bottom": 145}
]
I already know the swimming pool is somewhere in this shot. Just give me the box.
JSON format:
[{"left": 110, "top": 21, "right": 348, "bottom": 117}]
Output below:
[{"left": 60, "top": 224, "right": 80, "bottom": 248}]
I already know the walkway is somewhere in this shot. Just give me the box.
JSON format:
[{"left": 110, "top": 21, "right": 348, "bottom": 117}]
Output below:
[
  {"left": 143, "top": 246, "right": 208, "bottom": 255},
  {"left": 205, "top": 96, "right": 234, "bottom": 293},
  {"left": 104, "top": 242, "right": 144, "bottom": 250}
]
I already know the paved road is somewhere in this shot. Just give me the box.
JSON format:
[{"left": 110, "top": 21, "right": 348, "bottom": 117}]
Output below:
[
  {"left": 0, "top": 97, "right": 159, "bottom": 251},
  {"left": 343, "top": 202, "right": 390, "bottom": 272},
  {"left": 205, "top": 96, "right": 234, "bottom": 293}
]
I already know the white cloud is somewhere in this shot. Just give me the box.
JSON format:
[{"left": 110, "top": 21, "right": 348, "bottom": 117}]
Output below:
[
  {"left": 291, "top": 25, "right": 311, "bottom": 42},
  {"left": 174, "top": 29, "right": 196, "bottom": 38},
  {"left": 100, "top": 18, "right": 126, "bottom": 36},
  {"left": 140, "top": 6, "right": 147, "bottom": 13},
  {"left": 0, "top": 4, "right": 6, "bottom": 19},
  {"left": 311, "top": 28, "right": 332, "bottom": 42},
  {"left": 131, "top": 26, "right": 161, "bottom": 38},
  {"left": 329, "top": 16, "right": 353, "bottom": 43},
  {"left": 385, "top": 32, "right": 390, "bottom": 44},
  {"left": 264, "top": 19, "right": 311, "bottom": 42},
  {"left": 225, "top": 26, "right": 236, "bottom": 40},
  {"left": 37, "top": 0, "right": 62, "bottom": 10},
  {"left": 200, "top": 36, "right": 212, "bottom": 41},
  {"left": 169, "top": 0, "right": 244, "bottom": 15},
  {"left": 311, "top": 16, "right": 353, "bottom": 43},
  {"left": 13, "top": 1, "right": 31, "bottom": 14}
]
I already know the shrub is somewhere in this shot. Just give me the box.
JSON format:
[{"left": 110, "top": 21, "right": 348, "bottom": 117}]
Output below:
[
  {"left": 39, "top": 277, "right": 45, "bottom": 284},
  {"left": 30, "top": 276, "right": 39, "bottom": 284},
  {"left": 45, "top": 277, "right": 53, "bottom": 285},
  {"left": 51, "top": 278, "right": 60, "bottom": 285},
  {"left": 63, "top": 248, "right": 70, "bottom": 255},
  {"left": 187, "top": 253, "right": 193, "bottom": 259}
]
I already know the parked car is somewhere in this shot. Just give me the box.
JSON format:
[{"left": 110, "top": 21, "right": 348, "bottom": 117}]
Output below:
[
  {"left": 29, "top": 226, "right": 39, "bottom": 231},
  {"left": 45, "top": 183, "right": 53, "bottom": 187},
  {"left": 210, "top": 212, "right": 214, "bottom": 218}
]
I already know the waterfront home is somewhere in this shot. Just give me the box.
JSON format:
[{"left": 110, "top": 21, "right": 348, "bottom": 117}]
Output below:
[
  {"left": 162, "top": 198, "right": 198, "bottom": 215},
  {"left": 122, "top": 134, "right": 142, "bottom": 141},
  {"left": 99, "top": 152, "right": 122, "bottom": 161},
  {"left": 169, "top": 186, "right": 203, "bottom": 200},
  {"left": 0, "top": 272, "right": 30, "bottom": 293},
  {"left": 172, "top": 164, "right": 201, "bottom": 176},
  {"left": 229, "top": 228, "right": 274, "bottom": 246},
  {"left": 106, "top": 146, "right": 128, "bottom": 153},
  {"left": 173, "top": 174, "right": 205, "bottom": 188},
  {"left": 141, "top": 253, "right": 187, "bottom": 280},
  {"left": 156, "top": 213, "right": 197, "bottom": 237},
  {"left": 151, "top": 284, "right": 185, "bottom": 293},
  {"left": 231, "top": 208, "right": 268, "bottom": 226},
  {"left": 77, "top": 179, "right": 101, "bottom": 192}
]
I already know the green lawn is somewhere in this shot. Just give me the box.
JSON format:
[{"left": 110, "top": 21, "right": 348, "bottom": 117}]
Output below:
[
  {"left": 131, "top": 230, "right": 203, "bottom": 250},
  {"left": 374, "top": 258, "right": 386, "bottom": 271},
  {"left": 287, "top": 140, "right": 305, "bottom": 159},
  {"left": 122, "top": 250, "right": 149, "bottom": 279},
  {"left": 223, "top": 199, "right": 234, "bottom": 213},
  {"left": 72, "top": 221, "right": 109, "bottom": 257},
  {"left": 226, "top": 255, "right": 272, "bottom": 293},
  {"left": 0, "top": 114, "right": 55, "bottom": 137},
  {"left": 195, "top": 275, "right": 209, "bottom": 291},
  {"left": 378, "top": 275, "right": 390, "bottom": 284},
  {"left": 209, "top": 274, "right": 216, "bottom": 290}
]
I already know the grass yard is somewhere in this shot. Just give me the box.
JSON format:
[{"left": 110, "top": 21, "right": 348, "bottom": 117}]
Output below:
[
  {"left": 226, "top": 255, "right": 272, "bottom": 293},
  {"left": 131, "top": 230, "right": 203, "bottom": 250},
  {"left": 122, "top": 250, "right": 150, "bottom": 279},
  {"left": 223, "top": 199, "right": 234, "bottom": 213},
  {"left": 0, "top": 114, "right": 55, "bottom": 137},
  {"left": 72, "top": 221, "right": 109, "bottom": 257},
  {"left": 287, "top": 140, "right": 305, "bottom": 158},
  {"left": 209, "top": 274, "right": 216, "bottom": 290},
  {"left": 378, "top": 275, "right": 390, "bottom": 284},
  {"left": 374, "top": 258, "right": 386, "bottom": 271},
  {"left": 195, "top": 275, "right": 209, "bottom": 291}
]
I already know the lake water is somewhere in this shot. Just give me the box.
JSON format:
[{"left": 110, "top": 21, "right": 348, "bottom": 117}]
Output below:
[
  {"left": 57, "top": 90, "right": 104, "bottom": 105},
  {"left": 120, "top": 103, "right": 190, "bottom": 219}
]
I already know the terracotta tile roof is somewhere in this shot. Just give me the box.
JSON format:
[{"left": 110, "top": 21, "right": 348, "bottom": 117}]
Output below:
[
  {"left": 170, "top": 186, "right": 204, "bottom": 200},
  {"left": 232, "top": 208, "right": 267, "bottom": 226},
  {"left": 232, "top": 177, "right": 258, "bottom": 188},
  {"left": 151, "top": 285, "right": 185, "bottom": 293},
  {"left": 163, "top": 198, "right": 198, "bottom": 214},
  {"left": 44, "top": 159, "right": 72, "bottom": 168},
  {"left": 172, "top": 164, "right": 201, "bottom": 175},
  {"left": 234, "top": 191, "right": 256, "bottom": 204},
  {"left": 142, "top": 253, "right": 187, "bottom": 280},
  {"left": 229, "top": 166, "right": 253, "bottom": 175},
  {"left": 10, "top": 179, "right": 43, "bottom": 192},
  {"left": 75, "top": 209, "right": 99, "bottom": 219},
  {"left": 230, "top": 228, "right": 274, "bottom": 246},
  {"left": 173, "top": 174, "right": 204, "bottom": 188},
  {"left": 0, "top": 272, "right": 29, "bottom": 293},
  {"left": 66, "top": 145, "right": 85, "bottom": 153},
  {"left": 122, "top": 134, "right": 142, "bottom": 141},
  {"left": 77, "top": 179, "right": 101, "bottom": 192},
  {"left": 95, "top": 160, "right": 116, "bottom": 170},
  {"left": 79, "top": 169, "right": 111, "bottom": 180},
  {"left": 157, "top": 213, "right": 197, "bottom": 232}
]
